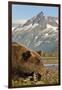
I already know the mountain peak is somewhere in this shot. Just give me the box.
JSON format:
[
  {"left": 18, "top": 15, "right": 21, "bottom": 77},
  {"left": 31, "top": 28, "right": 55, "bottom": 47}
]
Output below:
[
  {"left": 37, "top": 11, "right": 44, "bottom": 17},
  {"left": 12, "top": 11, "right": 58, "bottom": 53}
]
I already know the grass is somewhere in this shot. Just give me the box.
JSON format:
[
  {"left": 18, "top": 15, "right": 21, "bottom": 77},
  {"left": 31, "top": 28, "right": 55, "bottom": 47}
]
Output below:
[
  {"left": 12, "top": 56, "right": 59, "bottom": 87},
  {"left": 12, "top": 67, "right": 59, "bottom": 87},
  {"left": 12, "top": 44, "right": 59, "bottom": 87},
  {"left": 42, "top": 57, "right": 58, "bottom": 64}
]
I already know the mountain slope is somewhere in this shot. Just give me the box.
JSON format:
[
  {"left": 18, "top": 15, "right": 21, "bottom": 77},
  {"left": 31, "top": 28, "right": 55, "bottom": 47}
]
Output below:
[{"left": 12, "top": 11, "right": 58, "bottom": 52}]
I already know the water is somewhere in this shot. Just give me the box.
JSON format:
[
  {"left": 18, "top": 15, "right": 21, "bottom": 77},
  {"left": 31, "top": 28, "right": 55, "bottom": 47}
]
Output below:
[
  {"left": 44, "top": 64, "right": 58, "bottom": 71},
  {"left": 44, "top": 64, "right": 58, "bottom": 67}
]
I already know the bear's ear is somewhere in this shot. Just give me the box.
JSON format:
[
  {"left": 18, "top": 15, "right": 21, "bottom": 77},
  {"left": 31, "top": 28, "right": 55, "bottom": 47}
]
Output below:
[
  {"left": 22, "top": 51, "right": 31, "bottom": 61},
  {"left": 37, "top": 51, "right": 41, "bottom": 56}
]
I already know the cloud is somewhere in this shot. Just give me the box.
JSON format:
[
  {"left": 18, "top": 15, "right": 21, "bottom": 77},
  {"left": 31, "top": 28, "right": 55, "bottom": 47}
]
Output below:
[{"left": 12, "top": 19, "right": 27, "bottom": 24}]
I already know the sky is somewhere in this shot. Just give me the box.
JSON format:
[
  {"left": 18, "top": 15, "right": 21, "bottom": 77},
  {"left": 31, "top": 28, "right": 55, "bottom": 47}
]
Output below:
[{"left": 12, "top": 4, "right": 58, "bottom": 22}]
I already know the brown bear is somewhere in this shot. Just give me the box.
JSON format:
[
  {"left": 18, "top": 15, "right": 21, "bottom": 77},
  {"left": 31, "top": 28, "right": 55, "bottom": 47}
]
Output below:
[{"left": 12, "top": 42, "right": 46, "bottom": 80}]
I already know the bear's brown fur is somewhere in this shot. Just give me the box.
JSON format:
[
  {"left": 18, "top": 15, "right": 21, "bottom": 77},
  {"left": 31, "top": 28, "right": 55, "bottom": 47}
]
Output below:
[{"left": 12, "top": 42, "right": 46, "bottom": 78}]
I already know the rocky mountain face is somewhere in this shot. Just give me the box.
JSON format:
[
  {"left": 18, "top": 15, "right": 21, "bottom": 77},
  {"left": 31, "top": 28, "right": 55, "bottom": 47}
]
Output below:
[{"left": 12, "top": 11, "right": 58, "bottom": 52}]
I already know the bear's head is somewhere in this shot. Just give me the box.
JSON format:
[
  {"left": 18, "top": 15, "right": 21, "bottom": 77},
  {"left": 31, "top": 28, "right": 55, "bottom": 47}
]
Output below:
[{"left": 12, "top": 42, "right": 46, "bottom": 77}]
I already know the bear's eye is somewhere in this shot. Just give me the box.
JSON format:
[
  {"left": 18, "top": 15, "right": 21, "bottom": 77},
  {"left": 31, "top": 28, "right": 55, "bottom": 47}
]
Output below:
[{"left": 22, "top": 51, "right": 31, "bottom": 61}]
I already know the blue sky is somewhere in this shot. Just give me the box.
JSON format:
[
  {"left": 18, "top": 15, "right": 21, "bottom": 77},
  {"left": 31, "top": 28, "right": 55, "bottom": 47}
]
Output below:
[{"left": 12, "top": 4, "right": 58, "bottom": 22}]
